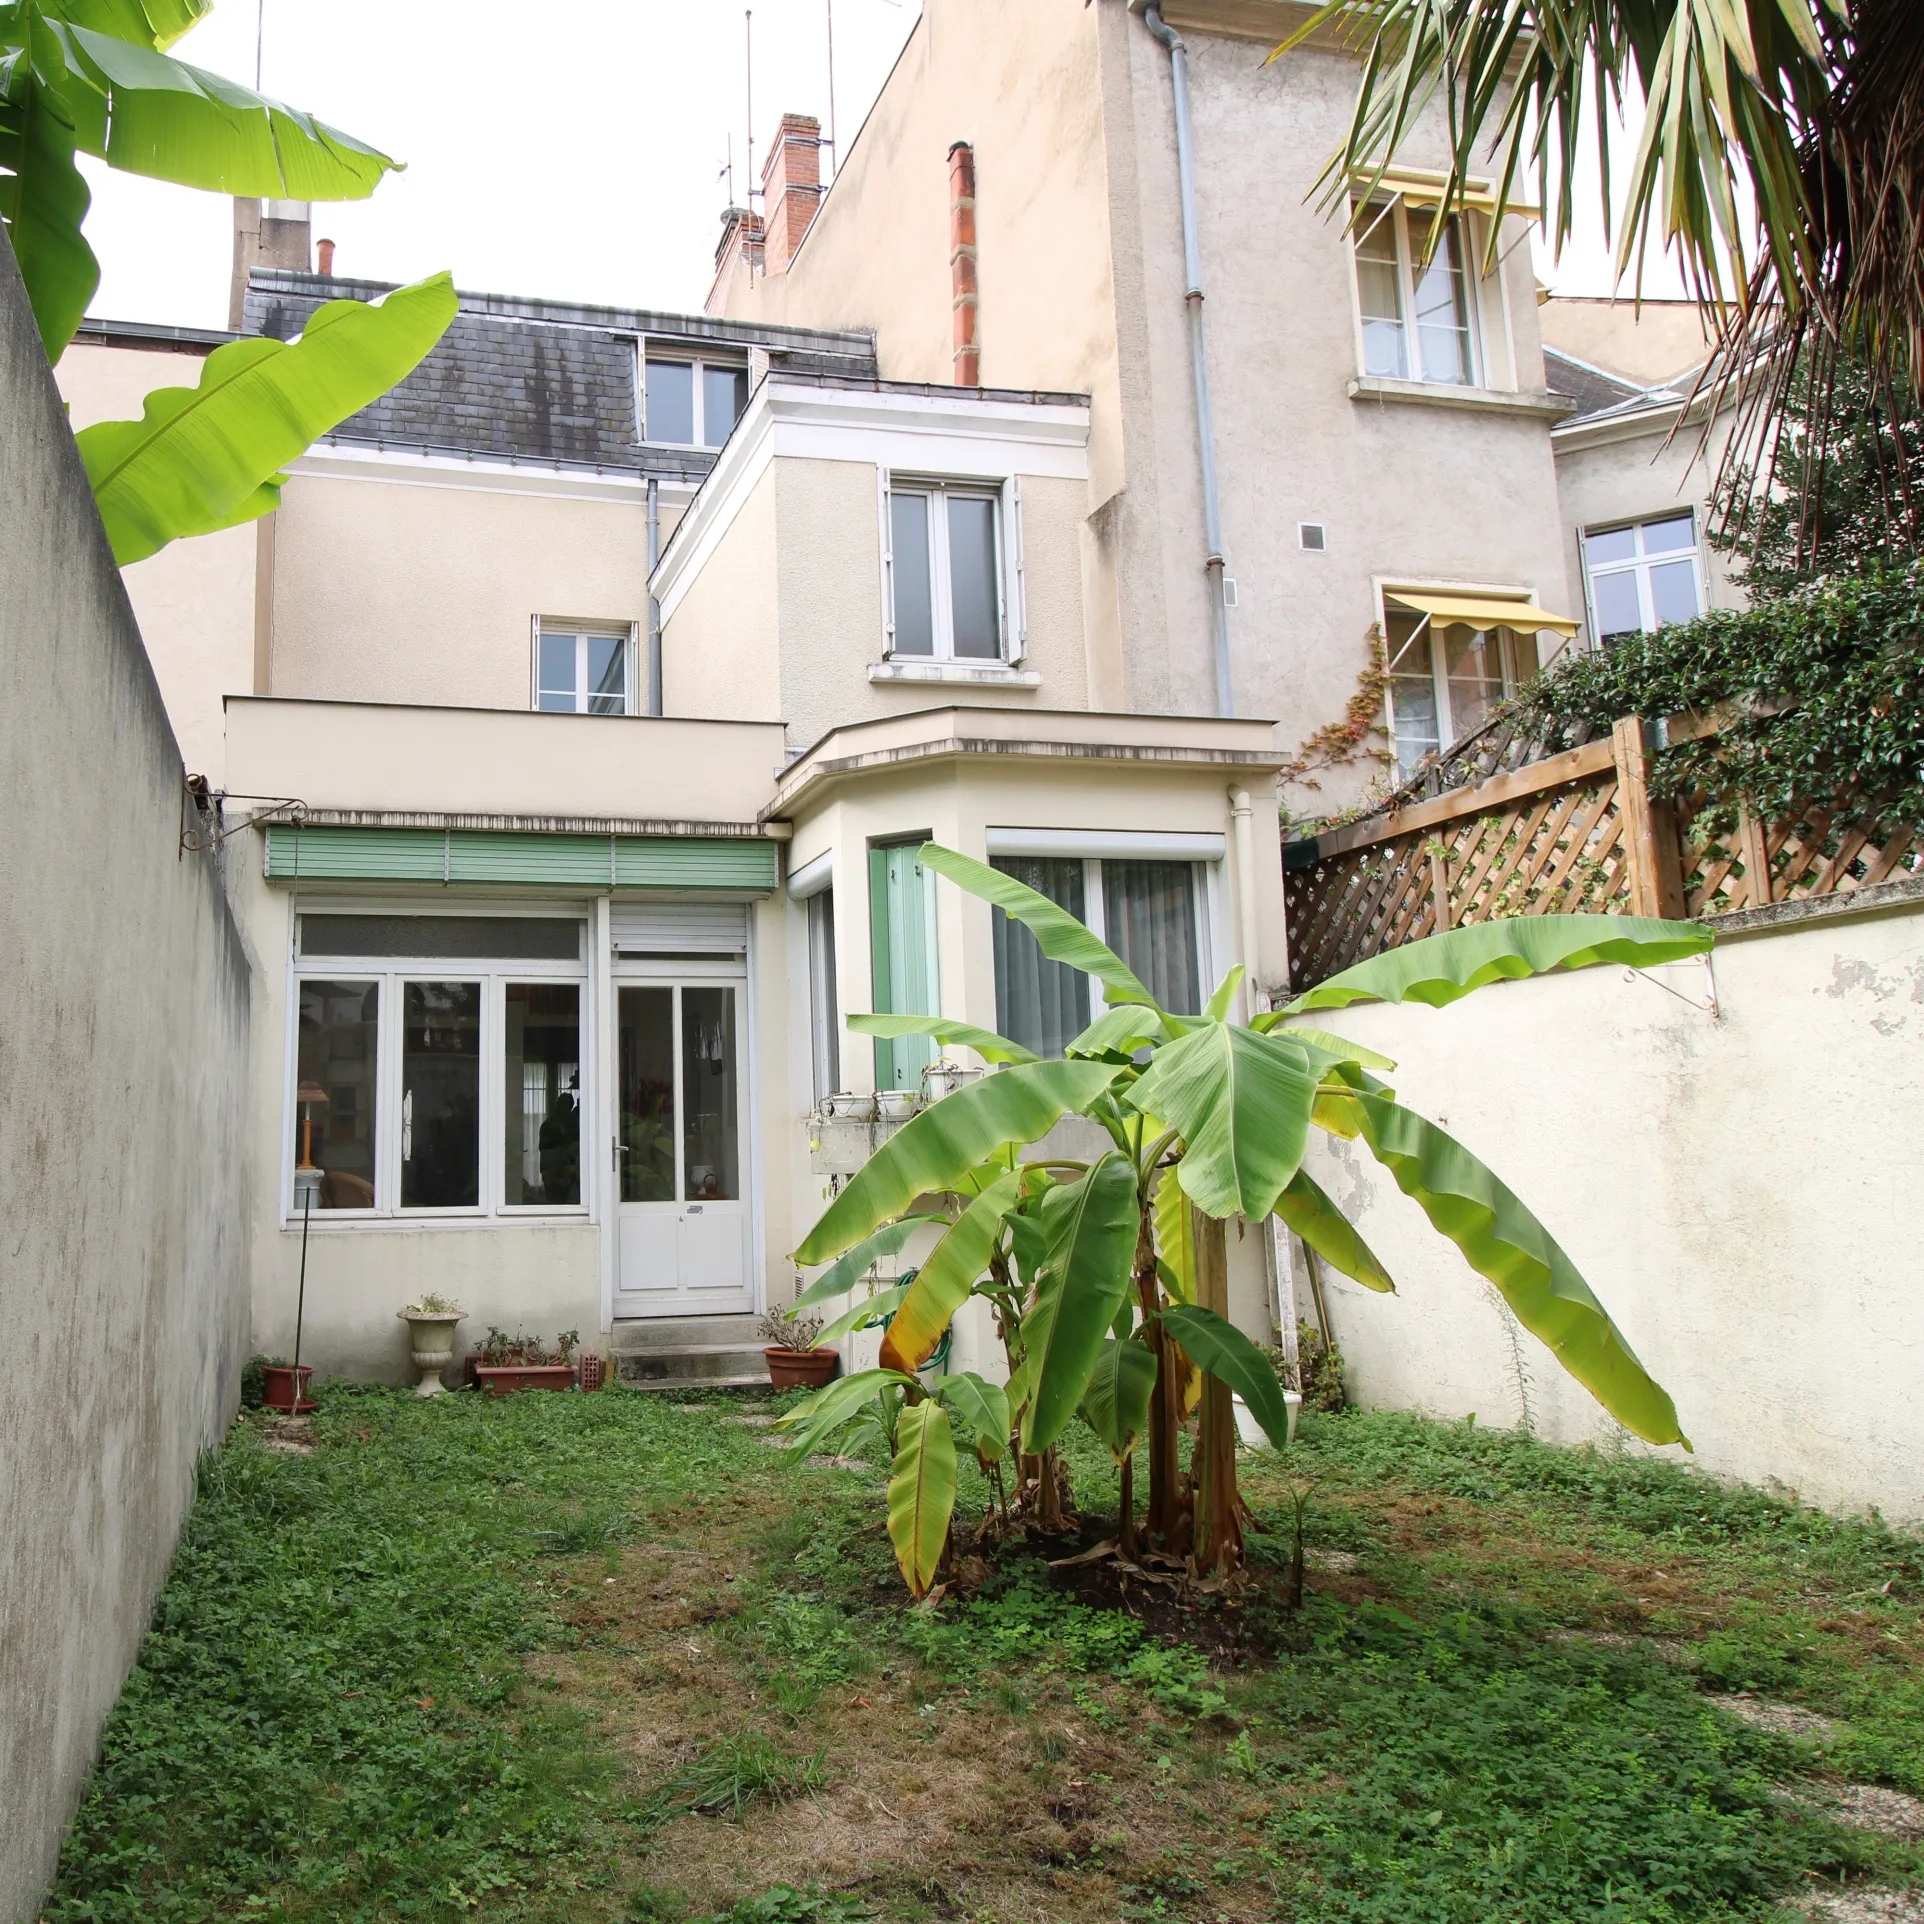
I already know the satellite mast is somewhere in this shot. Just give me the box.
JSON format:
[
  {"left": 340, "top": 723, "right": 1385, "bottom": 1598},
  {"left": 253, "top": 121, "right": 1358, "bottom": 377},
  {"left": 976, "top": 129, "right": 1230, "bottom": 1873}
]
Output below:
[{"left": 744, "top": 10, "right": 756, "bottom": 209}]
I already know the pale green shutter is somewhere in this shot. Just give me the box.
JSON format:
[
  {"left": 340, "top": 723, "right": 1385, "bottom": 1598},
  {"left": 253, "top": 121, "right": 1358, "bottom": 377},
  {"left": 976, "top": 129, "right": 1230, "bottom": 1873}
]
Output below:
[{"left": 868, "top": 844, "right": 939, "bottom": 1091}]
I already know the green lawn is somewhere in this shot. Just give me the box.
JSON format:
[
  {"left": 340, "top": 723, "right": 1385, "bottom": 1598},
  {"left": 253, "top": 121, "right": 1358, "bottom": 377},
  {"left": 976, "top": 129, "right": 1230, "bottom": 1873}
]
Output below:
[{"left": 43, "top": 1387, "right": 1924, "bottom": 1923}]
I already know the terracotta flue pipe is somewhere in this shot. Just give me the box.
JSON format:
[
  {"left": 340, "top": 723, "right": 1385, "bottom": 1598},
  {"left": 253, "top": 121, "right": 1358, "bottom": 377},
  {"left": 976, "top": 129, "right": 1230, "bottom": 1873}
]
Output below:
[
  {"left": 948, "top": 141, "right": 978, "bottom": 386},
  {"left": 316, "top": 237, "right": 336, "bottom": 276}
]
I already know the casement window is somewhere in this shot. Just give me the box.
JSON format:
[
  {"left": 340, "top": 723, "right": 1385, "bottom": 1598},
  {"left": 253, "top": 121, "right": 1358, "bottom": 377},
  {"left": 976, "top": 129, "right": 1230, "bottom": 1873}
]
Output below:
[
  {"left": 1353, "top": 201, "right": 1479, "bottom": 386},
  {"left": 289, "top": 914, "right": 588, "bottom": 1219},
  {"left": 535, "top": 621, "right": 636, "bottom": 715},
  {"left": 1384, "top": 614, "right": 1538, "bottom": 776},
  {"left": 868, "top": 843, "right": 940, "bottom": 1091},
  {"left": 884, "top": 480, "right": 1008, "bottom": 662},
  {"left": 643, "top": 356, "right": 749, "bottom": 450},
  {"left": 1582, "top": 512, "right": 1704, "bottom": 645},
  {"left": 991, "top": 856, "right": 1206, "bottom": 1054}
]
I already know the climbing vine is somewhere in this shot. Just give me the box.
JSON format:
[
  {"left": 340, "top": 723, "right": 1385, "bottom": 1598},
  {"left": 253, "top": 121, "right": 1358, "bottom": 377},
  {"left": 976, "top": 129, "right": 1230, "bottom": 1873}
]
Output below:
[{"left": 1278, "top": 625, "right": 1391, "bottom": 792}]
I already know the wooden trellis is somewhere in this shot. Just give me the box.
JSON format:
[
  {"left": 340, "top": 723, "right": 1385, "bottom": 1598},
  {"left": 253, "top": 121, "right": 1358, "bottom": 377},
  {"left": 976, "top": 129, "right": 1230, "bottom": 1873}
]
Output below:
[{"left": 1283, "top": 714, "right": 1924, "bottom": 992}]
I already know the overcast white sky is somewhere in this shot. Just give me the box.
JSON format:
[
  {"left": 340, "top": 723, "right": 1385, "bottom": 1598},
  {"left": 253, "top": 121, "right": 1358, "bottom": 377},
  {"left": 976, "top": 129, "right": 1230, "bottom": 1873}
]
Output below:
[{"left": 78, "top": 0, "right": 1684, "bottom": 331}]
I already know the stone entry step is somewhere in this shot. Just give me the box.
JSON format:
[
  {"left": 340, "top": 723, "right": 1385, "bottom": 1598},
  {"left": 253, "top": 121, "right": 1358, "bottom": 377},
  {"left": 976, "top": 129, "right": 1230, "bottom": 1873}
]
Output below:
[{"left": 607, "top": 1315, "right": 772, "bottom": 1392}]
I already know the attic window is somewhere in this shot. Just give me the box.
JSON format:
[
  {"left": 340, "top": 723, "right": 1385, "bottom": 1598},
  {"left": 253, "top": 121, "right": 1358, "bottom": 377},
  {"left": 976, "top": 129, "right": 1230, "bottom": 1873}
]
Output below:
[{"left": 643, "top": 356, "right": 748, "bottom": 448}]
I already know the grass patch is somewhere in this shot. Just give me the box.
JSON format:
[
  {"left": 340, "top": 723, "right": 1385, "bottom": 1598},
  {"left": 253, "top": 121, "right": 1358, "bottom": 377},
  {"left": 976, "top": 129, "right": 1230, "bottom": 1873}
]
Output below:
[{"left": 46, "top": 1391, "right": 1924, "bottom": 1923}]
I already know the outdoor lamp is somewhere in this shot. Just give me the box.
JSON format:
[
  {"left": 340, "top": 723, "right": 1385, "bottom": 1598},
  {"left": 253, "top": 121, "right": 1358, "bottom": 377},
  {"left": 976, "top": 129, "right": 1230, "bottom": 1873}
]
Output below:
[{"left": 294, "top": 1081, "right": 330, "bottom": 1208}]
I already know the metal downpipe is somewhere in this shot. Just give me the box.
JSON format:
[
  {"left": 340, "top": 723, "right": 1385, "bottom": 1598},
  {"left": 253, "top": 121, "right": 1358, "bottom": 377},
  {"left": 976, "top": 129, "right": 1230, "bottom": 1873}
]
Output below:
[
  {"left": 1143, "top": 3, "right": 1233, "bottom": 719},
  {"left": 646, "top": 475, "right": 663, "bottom": 716}
]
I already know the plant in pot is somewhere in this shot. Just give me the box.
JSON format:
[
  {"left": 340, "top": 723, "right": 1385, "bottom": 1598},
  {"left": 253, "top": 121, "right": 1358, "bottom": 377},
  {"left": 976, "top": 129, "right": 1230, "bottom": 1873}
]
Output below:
[
  {"left": 255, "top": 1355, "right": 315, "bottom": 1414},
  {"left": 398, "top": 1293, "right": 466, "bottom": 1397},
  {"left": 759, "top": 1308, "right": 838, "bottom": 1392},
  {"left": 471, "top": 1326, "right": 579, "bottom": 1396}
]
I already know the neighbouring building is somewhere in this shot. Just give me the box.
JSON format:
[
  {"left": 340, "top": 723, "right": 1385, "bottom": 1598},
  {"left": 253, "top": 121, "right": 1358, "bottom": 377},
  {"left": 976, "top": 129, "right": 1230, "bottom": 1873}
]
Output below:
[{"left": 52, "top": 0, "right": 1734, "bottom": 1391}]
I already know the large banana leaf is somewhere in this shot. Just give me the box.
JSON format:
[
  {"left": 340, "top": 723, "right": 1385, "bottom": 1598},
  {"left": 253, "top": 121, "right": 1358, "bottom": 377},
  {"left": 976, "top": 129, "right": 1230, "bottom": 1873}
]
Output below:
[
  {"left": 53, "top": 0, "right": 209, "bottom": 53},
  {"left": 813, "top": 1282, "right": 909, "bottom": 1348},
  {"left": 1254, "top": 1019, "right": 1396, "bottom": 1071},
  {"left": 75, "top": 272, "right": 456, "bottom": 563},
  {"left": 773, "top": 1367, "right": 914, "bottom": 1462},
  {"left": 1152, "top": 1166, "right": 1196, "bottom": 1305},
  {"left": 887, "top": 1401, "right": 957, "bottom": 1597},
  {"left": 1, "top": 65, "right": 96, "bottom": 356},
  {"left": 1349, "top": 1094, "right": 1686, "bottom": 1447},
  {"left": 1067, "top": 1005, "right": 1163, "bottom": 1059},
  {"left": 931, "top": 1371, "right": 1010, "bottom": 1466},
  {"left": 46, "top": 17, "right": 399, "bottom": 199},
  {"left": 917, "top": 843, "right": 1160, "bottom": 1011},
  {"left": 1128, "top": 1023, "right": 1317, "bottom": 1221},
  {"left": 1284, "top": 916, "right": 1713, "bottom": 1013},
  {"left": 1274, "top": 1168, "right": 1394, "bottom": 1293},
  {"left": 1019, "top": 1153, "right": 1139, "bottom": 1453},
  {"left": 1079, "top": 1336, "right": 1157, "bottom": 1465},
  {"left": 1202, "top": 966, "right": 1245, "bottom": 1023},
  {"left": 879, "top": 1168, "right": 1022, "bottom": 1373},
  {"left": 846, "top": 1012, "right": 1037, "bottom": 1066},
  {"left": 792, "top": 1060, "right": 1121, "bottom": 1266},
  {"left": 1159, "top": 1304, "right": 1297, "bottom": 1449},
  {"left": 792, "top": 1216, "right": 944, "bottom": 1312}
]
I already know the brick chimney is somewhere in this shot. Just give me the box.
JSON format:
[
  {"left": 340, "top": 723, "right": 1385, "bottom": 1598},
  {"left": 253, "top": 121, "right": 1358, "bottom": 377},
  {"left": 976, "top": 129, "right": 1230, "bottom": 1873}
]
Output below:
[
  {"left": 760, "top": 113, "right": 824, "bottom": 275},
  {"left": 706, "top": 206, "right": 765, "bottom": 315},
  {"left": 948, "top": 143, "right": 979, "bottom": 386},
  {"left": 229, "top": 197, "right": 310, "bottom": 331}
]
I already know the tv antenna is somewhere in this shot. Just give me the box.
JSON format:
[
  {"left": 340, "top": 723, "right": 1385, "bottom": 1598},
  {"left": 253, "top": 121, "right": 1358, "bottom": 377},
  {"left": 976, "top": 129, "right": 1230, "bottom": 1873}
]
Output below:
[{"left": 744, "top": 9, "right": 757, "bottom": 208}]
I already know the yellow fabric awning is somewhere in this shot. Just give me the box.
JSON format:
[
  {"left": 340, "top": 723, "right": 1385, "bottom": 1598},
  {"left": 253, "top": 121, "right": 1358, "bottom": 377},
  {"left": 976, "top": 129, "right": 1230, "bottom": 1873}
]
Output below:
[
  {"left": 1388, "top": 590, "right": 1581, "bottom": 636},
  {"left": 1353, "top": 166, "right": 1542, "bottom": 222}
]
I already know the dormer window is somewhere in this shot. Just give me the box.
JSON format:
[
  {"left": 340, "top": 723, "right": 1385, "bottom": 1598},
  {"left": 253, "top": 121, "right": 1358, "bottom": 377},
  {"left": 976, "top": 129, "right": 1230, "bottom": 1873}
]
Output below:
[
  {"left": 643, "top": 356, "right": 748, "bottom": 449},
  {"left": 1353, "top": 199, "right": 1478, "bottom": 386},
  {"left": 885, "top": 480, "right": 1005, "bottom": 661}
]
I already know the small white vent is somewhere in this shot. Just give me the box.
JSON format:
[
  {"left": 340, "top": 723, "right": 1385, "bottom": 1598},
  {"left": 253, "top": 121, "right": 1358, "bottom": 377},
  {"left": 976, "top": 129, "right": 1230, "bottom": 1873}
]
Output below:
[
  {"left": 1299, "top": 522, "right": 1327, "bottom": 552},
  {"left": 1222, "top": 576, "right": 1239, "bottom": 609}
]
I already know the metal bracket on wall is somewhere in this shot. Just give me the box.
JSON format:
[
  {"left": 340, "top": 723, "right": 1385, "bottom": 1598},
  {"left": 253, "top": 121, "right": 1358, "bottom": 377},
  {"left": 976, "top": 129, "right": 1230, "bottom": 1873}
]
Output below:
[
  {"left": 1622, "top": 951, "right": 1720, "bottom": 1020},
  {"left": 179, "top": 777, "right": 307, "bottom": 857}
]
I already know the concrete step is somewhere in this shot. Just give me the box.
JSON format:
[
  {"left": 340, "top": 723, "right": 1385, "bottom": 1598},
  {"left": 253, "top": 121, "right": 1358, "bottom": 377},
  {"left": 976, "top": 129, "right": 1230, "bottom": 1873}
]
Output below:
[
  {"left": 622, "top": 1372, "right": 771, "bottom": 1394},
  {"left": 608, "top": 1314, "right": 760, "bottom": 1353},
  {"left": 616, "top": 1343, "right": 768, "bottom": 1385}
]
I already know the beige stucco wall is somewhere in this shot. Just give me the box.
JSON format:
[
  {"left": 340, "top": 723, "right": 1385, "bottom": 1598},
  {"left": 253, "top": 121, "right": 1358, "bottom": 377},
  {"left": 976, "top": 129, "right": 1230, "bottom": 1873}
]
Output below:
[
  {"left": 55, "top": 341, "right": 259, "bottom": 783},
  {"left": 4, "top": 261, "right": 254, "bottom": 1921},
  {"left": 1113, "top": 21, "right": 1574, "bottom": 810},
  {"left": 1540, "top": 296, "right": 1714, "bottom": 386},
  {"left": 1288, "top": 900, "right": 1924, "bottom": 1522},
  {"left": 661, "top": 463, "right": 782, "bottom": 723},
  {"left": 1554, "top": 410, "right": 1747, "bottom": 641},
  {"left": 268, "top": 470, "right": 650, "bottom": 708}
]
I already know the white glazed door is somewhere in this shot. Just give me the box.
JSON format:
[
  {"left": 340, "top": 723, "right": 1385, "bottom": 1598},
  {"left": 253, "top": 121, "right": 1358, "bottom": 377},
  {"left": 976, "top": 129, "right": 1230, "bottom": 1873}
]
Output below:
[{"left": 613, "top": 980, "right": 751, "bottom": 1316}]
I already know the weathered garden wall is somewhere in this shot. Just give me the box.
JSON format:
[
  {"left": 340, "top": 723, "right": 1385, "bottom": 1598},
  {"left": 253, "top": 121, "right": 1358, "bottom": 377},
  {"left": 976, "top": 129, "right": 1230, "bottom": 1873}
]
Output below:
[
  {"left": 0, "top": 237, "right": 254, "bottom": 1916},
  {"left": 1295, "top": 890, "right": 1924, "bottom": 1523}
]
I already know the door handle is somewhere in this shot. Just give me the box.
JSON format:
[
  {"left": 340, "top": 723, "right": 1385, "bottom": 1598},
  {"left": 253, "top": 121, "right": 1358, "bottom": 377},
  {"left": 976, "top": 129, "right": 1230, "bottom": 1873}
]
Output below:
[{"left": 402, "top": 1088, "right": 413, "bottom": 1161}]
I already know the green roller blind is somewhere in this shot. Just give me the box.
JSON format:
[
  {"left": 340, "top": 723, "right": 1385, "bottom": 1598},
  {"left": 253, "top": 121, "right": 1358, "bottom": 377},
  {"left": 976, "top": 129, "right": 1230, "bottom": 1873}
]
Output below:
[
  {"left": 265, "top": 825, "right": 777, "bottom": 891},
  {"left": 869, "top": 842, "right": 940, "bottom": 1093}
]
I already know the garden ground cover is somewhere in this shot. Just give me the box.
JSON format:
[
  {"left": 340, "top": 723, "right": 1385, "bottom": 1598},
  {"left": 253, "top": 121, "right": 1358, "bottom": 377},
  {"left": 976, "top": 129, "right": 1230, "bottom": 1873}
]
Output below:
[{"left": 44, "top": 1387, "right": 1924, "bottom": 1923}]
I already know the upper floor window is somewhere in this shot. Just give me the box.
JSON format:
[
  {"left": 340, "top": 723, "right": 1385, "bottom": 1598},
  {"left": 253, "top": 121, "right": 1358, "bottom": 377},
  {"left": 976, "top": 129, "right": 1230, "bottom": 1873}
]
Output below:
[
  {"left": 886, "top": 481, "right": 1004, "bottom": 661},
  {"left": 535, "top": 621, "right": 635, "bottom": 715},
  {"left": 1385, "top": 614, "right": 1536, "bottom": 775},
  {"left": 643, "top": 356, "right": 748, "bottom": 449},
  {"left": 1583, "top": 513, "right": 1703, "bottom": 645},
  {"left": 1353, "top": 201, "right": 1478, "bottom": 386}
]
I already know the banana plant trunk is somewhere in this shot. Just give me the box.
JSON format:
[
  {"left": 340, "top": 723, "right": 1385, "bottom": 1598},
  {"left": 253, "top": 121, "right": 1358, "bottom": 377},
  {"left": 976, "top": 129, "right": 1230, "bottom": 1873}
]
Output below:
[
  {"left": 1189, "top": 1208, "right": 1244, "bottom": 1575},
  {"left": 1135, "top": 1204, "right": 1190, "bottom": 1554}
]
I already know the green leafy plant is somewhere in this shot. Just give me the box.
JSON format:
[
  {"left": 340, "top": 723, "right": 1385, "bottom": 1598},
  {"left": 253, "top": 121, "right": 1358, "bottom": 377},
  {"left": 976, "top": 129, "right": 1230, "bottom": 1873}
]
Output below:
[
  {"left": 758, "top": 1307, "right": 826, "bottom": 1352},
  {"left": 0, "top": 0, "right": 452, "bottom": 561},
  {"left": 476, "top": 1327, "right": 576, "bottom": 1368},
  {"left": 781, "top": 845, "right": 1707, "bottom": 1595}
]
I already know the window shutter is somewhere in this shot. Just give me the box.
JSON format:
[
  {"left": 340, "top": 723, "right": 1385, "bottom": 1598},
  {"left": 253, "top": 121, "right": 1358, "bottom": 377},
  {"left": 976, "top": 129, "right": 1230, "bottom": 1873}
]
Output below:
[
  {"left": 610, "top": 900, "right": 748, "bottom": 953},
  {"left": 1007, "top": 477, "right": 1027, "bottom": 664},
  {"left": 878, "top": 466, "right": 896, "bottom": 656}
]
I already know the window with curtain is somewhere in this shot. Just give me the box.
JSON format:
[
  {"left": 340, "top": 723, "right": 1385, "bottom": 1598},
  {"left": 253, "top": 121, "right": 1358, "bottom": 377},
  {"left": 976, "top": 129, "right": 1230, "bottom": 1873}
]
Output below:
[
  {"left": 991, "top": 858, "right": 1091, "bottom": 1056},
  {"left": 1103, "top": 861, "right": 1202, "bottom": 1016},
  {"left": 1384, "top": 613, "right": 1540, "bottom": 778},
  {"left": 1351, "top": 200, "right": 1480, "bottom": 386}
]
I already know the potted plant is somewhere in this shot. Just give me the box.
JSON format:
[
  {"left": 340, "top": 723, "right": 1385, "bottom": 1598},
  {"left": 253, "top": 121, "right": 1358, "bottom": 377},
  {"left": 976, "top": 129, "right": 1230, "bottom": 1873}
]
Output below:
[
  {"left": 759, "top": 1309, "right": 838, "bottom": 1392},
  {"left": 471, "top": 1326, "right": 579, "bottom": 1396},
  {"left": 258, "top": 1357, "right": 315, "bottom": 1413},
  {"left": 398, "top": 1293, "right": 465, "bottom": 1397}
]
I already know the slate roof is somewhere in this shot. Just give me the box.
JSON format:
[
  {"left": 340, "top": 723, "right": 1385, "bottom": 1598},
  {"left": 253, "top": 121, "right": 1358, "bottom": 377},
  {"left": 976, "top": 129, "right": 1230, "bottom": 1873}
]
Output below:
[
  {"left": 1543, "top": 347, "right": 1645, "bottom": 420},
  {"left": 241, "top": 270, "right": 878, "bottom": 477}
]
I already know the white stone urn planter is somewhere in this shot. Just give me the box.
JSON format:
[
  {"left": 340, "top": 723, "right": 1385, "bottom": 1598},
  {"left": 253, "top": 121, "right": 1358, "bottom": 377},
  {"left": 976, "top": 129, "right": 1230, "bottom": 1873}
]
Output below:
[{"left": 398, "top": 1304, "right": 465, "bottom": 1396}]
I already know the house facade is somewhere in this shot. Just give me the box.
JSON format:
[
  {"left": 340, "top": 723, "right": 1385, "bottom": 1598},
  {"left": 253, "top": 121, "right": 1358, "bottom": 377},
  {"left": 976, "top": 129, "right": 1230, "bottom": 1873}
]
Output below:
[{"left": 53, "top": 0, "right": 1728, "bottom": 1387}]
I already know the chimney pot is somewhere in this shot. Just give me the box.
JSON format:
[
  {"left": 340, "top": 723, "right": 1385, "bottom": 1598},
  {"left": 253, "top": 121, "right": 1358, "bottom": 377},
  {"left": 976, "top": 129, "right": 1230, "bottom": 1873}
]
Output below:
[
  {"left": 948, "top": 142, "right": 979, "bottom": 386},
  {"left": 316, "top": 238, "right": 336, "bottom": 276}
]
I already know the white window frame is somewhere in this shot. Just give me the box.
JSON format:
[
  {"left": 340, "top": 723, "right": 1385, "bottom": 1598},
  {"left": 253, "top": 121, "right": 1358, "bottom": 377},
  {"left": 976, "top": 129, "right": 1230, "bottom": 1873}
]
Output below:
[
  {"left": 286, "top": 920, "right": 592, "bottom": 1224},
  {"left": 1349, "top": 198, "right": 1483, "bottom": 388},
  {"left": 1581, "top": 511, "right": 1706, "bottom": 646},
  {"left": 639, "top": 351, "right": 749, "bottom": 450},
  {"left": 880, "top": 473, "right": 1013, "bottom": 664},
  {"left": 1381, "top": 608, "right": 1533, "bottom": 778},
  {"left": 532, "top": 618, "right": 639, "bottom": 716}
]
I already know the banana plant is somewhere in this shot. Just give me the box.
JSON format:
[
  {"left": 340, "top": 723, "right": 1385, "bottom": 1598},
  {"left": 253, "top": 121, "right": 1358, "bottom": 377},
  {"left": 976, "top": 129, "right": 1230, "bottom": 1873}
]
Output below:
[
  {"left": 2, "top": 0, "right": 453, "bottom": 566},
  {"left": 784, "top": 843, "right": 1710, "bottom": 1594}
]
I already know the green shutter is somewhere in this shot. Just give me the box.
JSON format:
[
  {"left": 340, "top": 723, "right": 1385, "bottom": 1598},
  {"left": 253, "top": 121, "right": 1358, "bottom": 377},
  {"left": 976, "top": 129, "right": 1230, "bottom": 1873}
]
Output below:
[
  {"left": 265, "top": 824, "right": 777, "bottom": 889},
  {"left": 264, "top": 825, "right": 445, "bottom": 880},
  {"left": 868, "top": 843, "right": 939, "bottom": 1091}
]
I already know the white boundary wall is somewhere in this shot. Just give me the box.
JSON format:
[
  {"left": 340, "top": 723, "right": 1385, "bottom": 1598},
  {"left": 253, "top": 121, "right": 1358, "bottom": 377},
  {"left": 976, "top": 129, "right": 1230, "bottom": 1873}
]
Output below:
[{"left": 1294, "top": 894, "right": 1924, "bottom": 1523}]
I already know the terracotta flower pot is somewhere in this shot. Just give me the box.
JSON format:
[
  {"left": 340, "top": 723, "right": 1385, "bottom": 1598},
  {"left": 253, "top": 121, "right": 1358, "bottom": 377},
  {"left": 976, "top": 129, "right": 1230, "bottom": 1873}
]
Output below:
[
  {"left": 261, "top": 1363, "right": 315, "bottom": 1413},
  {"left": 765, "top": 1346, "right": 839, "bottom": 1392},
  {"left": 472, "top": 1363, "right": 576, "bottom": 1397}
]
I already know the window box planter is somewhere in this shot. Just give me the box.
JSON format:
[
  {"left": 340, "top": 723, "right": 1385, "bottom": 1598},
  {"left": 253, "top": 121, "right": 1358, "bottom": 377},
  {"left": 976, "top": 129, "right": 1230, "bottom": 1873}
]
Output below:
[
  {"left": 261, "top": 1363, "right": 316, "bottom": 1413},
  {"left": 472, "top": 1363, "right": 576, "bottom": 1397},
  {"left": 764, "top": 1347, "right": 839, "bottom": 1393}
]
